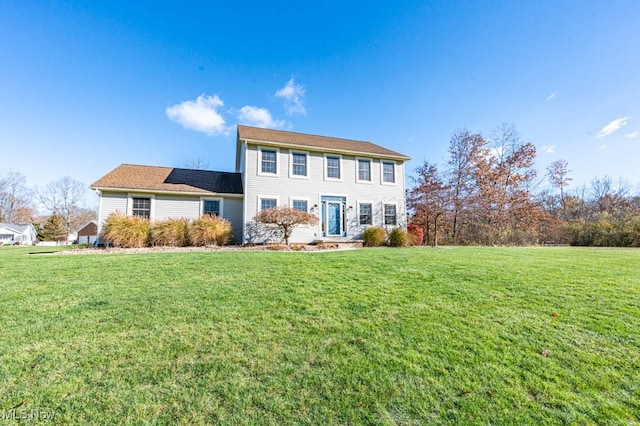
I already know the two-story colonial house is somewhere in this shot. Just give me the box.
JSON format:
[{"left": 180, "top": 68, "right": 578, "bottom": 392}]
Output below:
[{"left": 91, "top": 125, "right": 410, "bottom": 244}]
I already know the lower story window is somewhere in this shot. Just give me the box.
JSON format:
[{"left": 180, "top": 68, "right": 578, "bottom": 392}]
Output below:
[
  {"left": 203, "top": 200, "right": 220, "bottom": 216},
  {"left": 384, "top": 204, "right": 397, "bottom": 226},
  {"left": 261, "top": 198, "right": 277, "bottom": 210},
  {"left": 132, "top": 197, "right": 151, "bottom": 218},
  {"left": 292, "top": 200, "right": 308, "bottom": 212},
  {"left": 359, "top": 203, "right": 372, "bottom": 225}
]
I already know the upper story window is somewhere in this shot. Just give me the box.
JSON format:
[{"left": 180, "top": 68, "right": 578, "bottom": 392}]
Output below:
[
  {"left": 203, "top": 199, "right": 221, "bottom": 216},
  {"left": 261, "top": 198, "right": 277, "bottom": 210},
  {"left": 326, "top": 155, "right": 341, "bottom": 180},
  {"left": 382, "top": 161, "right": 396, "bottom": 184},
  {"left": 384, "top": 204, "right": 397, "bottom": 226},
  {"left": 260, "top": 149, "right": 277, "bottom": 174},
  {"left": 132, "top": 197, "right": 151, "bottom": 219},
  {"left": 357, "top": 159, "right": 372, "bottom": 182},
  {"left": 291, "top": 152, "right": 307, "bottom": 177}
]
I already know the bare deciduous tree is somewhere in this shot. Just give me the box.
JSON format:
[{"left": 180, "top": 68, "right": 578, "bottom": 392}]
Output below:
[
  {"left": 408, "top": 161, "right": 450, "bottom": 247},
  {"left": 37, "top": 176, "right": 94, "bottom": 236},
  {"left": 184, "top": 158, "right": 210, "bottom": 170},
  {"left": 446, "top": 129, "right": 486, "bottom": 244},
  {"left": 0, "top": 171, "right": 35, "bottom": 223}
]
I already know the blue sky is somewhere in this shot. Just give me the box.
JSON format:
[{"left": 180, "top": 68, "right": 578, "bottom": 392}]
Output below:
[{"left": 2, "top": 0, "right": 639, "bottom": 203}]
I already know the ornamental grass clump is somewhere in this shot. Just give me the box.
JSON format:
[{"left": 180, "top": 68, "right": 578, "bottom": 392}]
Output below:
[
  {"left": 151, "top": 218, "right": 190, "bottom": 247},
  {"left": 102, "top": 213, "right": 151, "bottom": 248},
  {"left": 189, "top": 215, "right": 233, "bottom": 246},
  {"left": 362, "top": 226, "right": 386, "bottom": 247},
  {"left": 388, "top": 227, "right": 410, "bottom": 247}
]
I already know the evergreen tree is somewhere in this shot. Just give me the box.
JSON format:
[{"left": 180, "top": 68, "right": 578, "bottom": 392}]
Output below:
[{"left": 42, "top": 213, "right": 66, "bottom": 241}]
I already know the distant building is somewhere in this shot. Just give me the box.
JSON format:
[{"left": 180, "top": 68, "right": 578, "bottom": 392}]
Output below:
[
  {"left": 75, "top": 220, "right": 98, "bottom": 244},
  {"left": 0, "top": 222, "right": 37, "bottom": 245}
]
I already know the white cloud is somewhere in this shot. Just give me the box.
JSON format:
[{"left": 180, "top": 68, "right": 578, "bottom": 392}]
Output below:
[
  {"left": 596, "top": 117, "right": 629, "bottom": 138},
  {"left": 166, "top": 94, "right": 226, "bottom": 136},
  {"left": 546, "top": 92, "right": 557, "bottom": 101},
  {"left": 625, "top": 131, "right": 639, "bottom": 138},
  {"left": 600, "top": 144, "right": 606, "bottom": 150},
  {"left": 541, "top": 144, "right": 556, "bottom": 154},
  {"left": 488, "top": 146, "right": 503, "bottom": 158},
  {"left": 237, "top": 106, "right": 284, "bottom": 129},
  {"left": 275, "top": 78, "right": 307, "bottom": 115}
]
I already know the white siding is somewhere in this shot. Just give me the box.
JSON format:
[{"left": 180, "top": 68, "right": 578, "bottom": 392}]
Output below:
[
  {"left": 154, "top": 195, "right": 200, "bottom": 221},
  {"left": 223, "top": 197, "right": 244, "bottom": 243},
  {"left": 97, "top": 192, "right": 127, "bottom": 232},
  {"left": 242, "top": 144, "right": 407, "bottom": 243}
]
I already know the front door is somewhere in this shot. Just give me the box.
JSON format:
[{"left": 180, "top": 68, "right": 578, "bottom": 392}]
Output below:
[
  {"left": 327, "top": 201, "right": 342, "bottom": 236},
  {"left": 321, "top": 195, "right": 347, "bottom": 237}
]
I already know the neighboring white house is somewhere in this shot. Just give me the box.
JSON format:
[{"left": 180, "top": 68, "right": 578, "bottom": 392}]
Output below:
[
  {"left": 0, "top": 222, "right": 37, "bottom": 245},
  {"left": 91, "top": 125, "right": 410, "bottom": 244}
]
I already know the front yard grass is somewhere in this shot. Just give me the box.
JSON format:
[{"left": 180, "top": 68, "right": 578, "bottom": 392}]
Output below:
[{"left": 0, "top": 246, "right": 639, "bottom": 424}]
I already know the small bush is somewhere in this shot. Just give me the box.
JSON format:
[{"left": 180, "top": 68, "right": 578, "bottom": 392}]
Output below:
[
  {"left": 291, "top": 244, "right": 306, "bottom": 251},
  {"left": 407, "top": 224, "right": 424, "bottom": 246},
  {"left": 362, "top": 227, "right": 386, "bottom": 247},
  {"left": 151, "top": 218, "right": 190, "bottom": 247},
  {"left": 388, "top": 228, "right": 410, "bottom": 247},
  {"left": 189, "top": 215, "right": 233, "bottom": 246},
  {"left": 103, "top": 213, "right": 151, "bottom": 248}
]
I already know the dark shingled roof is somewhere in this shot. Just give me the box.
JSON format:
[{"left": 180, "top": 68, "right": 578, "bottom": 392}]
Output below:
[
  {"left": 91, "top": 164, "right": 243, "bottom": 195},
  {"left": 237, "top": 125, "right": 410, "bottom": 160}
]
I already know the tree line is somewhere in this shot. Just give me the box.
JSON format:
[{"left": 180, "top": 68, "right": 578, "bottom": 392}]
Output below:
[
  {"left": 408, "top": 124, "right": 640, "bottom": 247},
  {"left": 0, "top": 171, "right": 96, "bottom": 241}
]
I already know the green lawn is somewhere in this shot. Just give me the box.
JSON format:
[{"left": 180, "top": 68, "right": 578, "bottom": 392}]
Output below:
[{"left": 0, "top": 246, "right": 639, "bottom": 424}]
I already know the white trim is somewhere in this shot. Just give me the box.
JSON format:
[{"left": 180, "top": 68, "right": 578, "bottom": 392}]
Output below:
[
  {"left": 324, "top": 154, "right": 343, "bottom": 181},
  {"left": 200, "top": 196, "right": 224, "bottom": 218},
  {"left": 355, "top": 157, "right": 373, "bottom": 184},
  {"left": 357, "top": 200, "right": 374, "bottom": 226},
  {"left": 383, "top": 201, "right": 399, "bottom": 227},
  {"left": 257, "top": 146, "right": 280, "bottom": 177},
  {"left": 289, "top": 196, "right": 311, "bottom": 212},
  {"left": 381, "top": 160, "right": 397, "bottom": 185},
  {"left": 240, "top": 138, "right": 411, "bottom": 161},
  {"left": 92, "top": 187, "right": 243, "bottom": 198},
  {"left": 319, "top": 193, "right": 349, "bottom": 237},
  {"left": 127, "top": 193, "right": 155, "bottom": 221},
  {"left": 257, "top": 195, "right": 280, "bottom": 211},
  {"left": 290, "top": 196, "right": 312, "bottom": 228},
  {"left": 241, "top": 141, "right": 248, "bottom": 243},
  {"left": 288, "top": 150, "right": 310, "bottom": 179}
]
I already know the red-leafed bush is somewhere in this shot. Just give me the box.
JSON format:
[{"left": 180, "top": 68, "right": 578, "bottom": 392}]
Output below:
[{"left": 407, "top": 224, "right": 424, "bottom": 246}]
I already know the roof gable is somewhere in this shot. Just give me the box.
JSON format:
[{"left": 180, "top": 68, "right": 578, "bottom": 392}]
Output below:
[
  {"left": 237, "top": 125, "right": 410, "bottom": 160},
  {"left": 90, "top": 164, "right": 243, "bottom": 195},
  {"left": 0, "top": 223, "right": 33, "bottom": 234}
]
